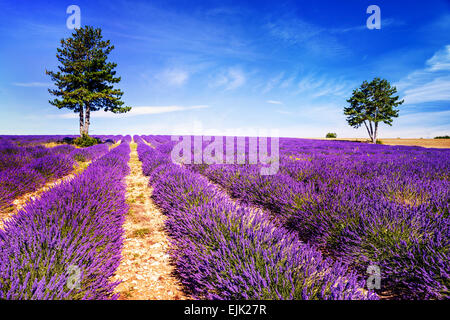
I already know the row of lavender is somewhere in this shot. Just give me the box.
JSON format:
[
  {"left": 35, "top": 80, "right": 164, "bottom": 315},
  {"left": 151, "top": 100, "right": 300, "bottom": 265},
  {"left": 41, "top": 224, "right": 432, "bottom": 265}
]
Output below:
[
  {"left": 134, "top": 135, "right": 377, "bottom": 300},
  {"left": 0, "top": 139, "right": 110, "bottom": 212},
  {"left": 279, "top": 139, "right": 449, "bottom": 299},
  {"left": 172, "top": 136, "right": 449, "bottom": 299},
  {"left": 0, "top": 135, "right": 122, "bottom": 147},
  {"left": 0, "top": 137, "right": 131, "bottom": 299}
]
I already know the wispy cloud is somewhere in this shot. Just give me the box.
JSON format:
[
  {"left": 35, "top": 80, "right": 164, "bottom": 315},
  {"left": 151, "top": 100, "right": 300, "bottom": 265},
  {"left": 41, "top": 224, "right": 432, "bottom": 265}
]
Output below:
[
  {"left": 105, "top": 2, "right": 258, "bottom": 61},
  {"left": 125, "top": 105, "right": 208, "bottom": 115},
  {"left": 156, "top": 68, "right": 189, "bottom": 86},
  {"left": 295, "top": 74, "right": 353, "bottom": 98},
  {"left": 398, "top": 109, "right": 450, "bottom": 124},
  {"left": 275, "top": 109, "right": 292, "bottom": 115},
  {"left": 51, "top": 105, "right": 209, "bottom": 119},
  {"left": 211, "top": 67, "right": 246, "bottom": 90},
  {"left": 12, "top": 82, "right": 51, "bottom": 87},
  {"left": 266, "top": 17, "right": 348, "bottom": 57},
  {"left": 330, "top": 18, "right": 405, "bottom": 34},
  {"left": 279, "top": 75, "right": 296, "bottom": 89},
  {"left": 396, "top": 45, "right": 450, "bottom": 104},
  {"left": 262, "top": 72, "right": 285, "bottom": 93},
  {"left": 205, "top": 7, "right": 240, "bottom": 17},
  {"left": 426, "top": 45, "right": 450, "bottom": 71},
  {"left": 266, "top": 100, "right": 283, "bottom": 105},
  {"left": 402, "top": 77, "right": 450, "bottom": 104}
]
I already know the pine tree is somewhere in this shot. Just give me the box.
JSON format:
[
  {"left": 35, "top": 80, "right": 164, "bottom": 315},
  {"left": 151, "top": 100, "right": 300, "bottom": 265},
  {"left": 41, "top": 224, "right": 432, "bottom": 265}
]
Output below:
[
  {"left": 46, "top": 26, "right": 130, "bottom": 136},
  {"left": 344, "top": 78, "right": 404, "bottom": 143}
]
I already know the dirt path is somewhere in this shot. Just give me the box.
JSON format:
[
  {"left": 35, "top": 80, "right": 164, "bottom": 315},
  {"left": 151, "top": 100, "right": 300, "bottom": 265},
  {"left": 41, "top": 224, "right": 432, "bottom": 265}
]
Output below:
[
  {"left": 113, "top": 141, "right": 187, "bottom": 300},
  {"left": 0, "top": 161, "right": 89, "bottom": 230},
  {"left": 109, "top": 139, "right": 122, "bottom": 150}
]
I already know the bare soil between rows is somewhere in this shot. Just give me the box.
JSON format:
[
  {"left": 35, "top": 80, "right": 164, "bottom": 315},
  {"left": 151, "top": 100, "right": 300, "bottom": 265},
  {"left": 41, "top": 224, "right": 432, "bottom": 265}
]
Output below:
[{"left": 112, "top": 142, "right": 188, "bottom": 300}]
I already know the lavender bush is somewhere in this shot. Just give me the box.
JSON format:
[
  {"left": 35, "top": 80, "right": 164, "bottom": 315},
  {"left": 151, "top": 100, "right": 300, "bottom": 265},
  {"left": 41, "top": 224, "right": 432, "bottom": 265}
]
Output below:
[
  {"left": 181, "top": 136, "right": 449, "bottom": 299},
  {"left": 135, "top": 136, "right": 376, "bottom": 300},
  {"left": 0, "top": 141, "right": 130, "bottom": 299}
]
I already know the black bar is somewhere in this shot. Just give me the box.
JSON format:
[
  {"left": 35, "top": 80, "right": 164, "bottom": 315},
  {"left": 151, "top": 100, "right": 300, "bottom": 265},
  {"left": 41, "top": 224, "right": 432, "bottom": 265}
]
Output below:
[{"left": 0, "top": 299, "right": 445, "bottom": 319}]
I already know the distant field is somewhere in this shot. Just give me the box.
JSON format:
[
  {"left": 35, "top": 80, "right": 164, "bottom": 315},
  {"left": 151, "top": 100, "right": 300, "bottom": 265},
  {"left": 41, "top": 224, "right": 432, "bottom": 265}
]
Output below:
[{"left": 319, "top": 138, "right": 450, "bottom": 149}]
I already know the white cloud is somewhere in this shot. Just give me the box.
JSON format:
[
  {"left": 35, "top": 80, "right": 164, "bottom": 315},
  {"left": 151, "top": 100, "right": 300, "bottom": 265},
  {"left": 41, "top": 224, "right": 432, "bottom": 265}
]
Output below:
[
  {"left": 330, "top": 18, "right": 405, "bottom": 34},
  {"left": 13, "top": 82, "right": 52, "bottom": 87},
  {"left": 156, "top": 68, "right": 189, "bottom": 86},
  {"left": 267, "top": 19, "right": 321, "bottom": 44},
  {"left": 295, "top": 74, "right": 353, "bottom": 98},
  {"left": 396, "top": 110, "right": 450, "bottom": 125},
  {"left": 279, "top": 76, "right": 295, "bottom": 89},
  {"left": 226, "top": 68, "right": 245, "bottom": 90},
  {"left": 262, "top": 72, "right": 285, "bottom": 93},
  {"left": 402, "top": 77, "right": 450, "bottom": 104},
  {"left": 266, "top": 17, "right": 347, "bottom": 57},
  {"left": 123, "top": 105, "right": 208, "bottom": 116},
  {"left": 426, "top": 45, "right": 450, "bottom": 71},
  {"left": 212, "top": 67, "right": 246, "bottom": 90},
  {"left": 266, "top": 100, "right": 283, "bottom": 105},
  {"left": 51, "top": 105, "right": 209, "bottom": 119},
  {"left": 275, "top": 109, "right": 292, "bottom": 114},
  {"left": 396, "top": 45, "right": 450, "bottom": 104}
]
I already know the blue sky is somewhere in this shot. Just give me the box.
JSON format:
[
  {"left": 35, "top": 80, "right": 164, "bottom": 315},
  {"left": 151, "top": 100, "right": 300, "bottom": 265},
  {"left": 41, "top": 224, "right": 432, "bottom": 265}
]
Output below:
[{"left": 0, "top": 0, "right": 449, "bottom": 138}]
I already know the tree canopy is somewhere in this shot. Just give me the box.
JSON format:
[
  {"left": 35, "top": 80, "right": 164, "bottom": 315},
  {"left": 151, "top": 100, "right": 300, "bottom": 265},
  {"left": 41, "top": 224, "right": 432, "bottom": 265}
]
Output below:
[
  {"left": 46, "top": 26, "right": 130, "bottom": 136},
  {"left": 344, "top": 78, "right": 404, "bottom": 143}
]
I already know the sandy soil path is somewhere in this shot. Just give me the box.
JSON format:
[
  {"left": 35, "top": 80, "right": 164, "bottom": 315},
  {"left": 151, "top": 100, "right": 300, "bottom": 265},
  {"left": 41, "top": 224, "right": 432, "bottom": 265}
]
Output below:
[{"left": 113, "top": 141, "right": 187, "bottom": 300}]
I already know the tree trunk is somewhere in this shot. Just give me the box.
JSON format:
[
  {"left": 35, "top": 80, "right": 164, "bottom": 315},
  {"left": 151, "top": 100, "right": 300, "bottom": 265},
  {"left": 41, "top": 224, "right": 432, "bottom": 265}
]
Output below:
[
  {"left": 373, "top": 107, "right": 379, "bottom": 144},
  {"left": 373, "top": 122, "right": 378, "bottom": 144},
  {"left": 363, "top": 120, "right": 373, "bottom": 142},
  {"left": 84, "top": 103, "right": 90, "bottom": 136},
  {"left": 79, "top": 106, "right": 84, "bottom": 136}
]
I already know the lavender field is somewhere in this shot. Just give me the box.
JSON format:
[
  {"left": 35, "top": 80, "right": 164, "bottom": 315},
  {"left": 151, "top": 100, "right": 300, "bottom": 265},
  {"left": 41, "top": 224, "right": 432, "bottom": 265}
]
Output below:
[{"left": 0, "top": 135, "right": 448, "bottom": 300}]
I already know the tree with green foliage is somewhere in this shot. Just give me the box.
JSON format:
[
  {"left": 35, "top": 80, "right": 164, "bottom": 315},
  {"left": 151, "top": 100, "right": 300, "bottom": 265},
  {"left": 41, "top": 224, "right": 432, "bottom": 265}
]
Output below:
[
  {"left": 344, "top": 78, "right": 404, "bottom": 144},
  {"left": 326, "top": 132, "right": 337, "bottom": 138},
  {"left": 46, "top": 26, "right": 130, "bottom": 137}
]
